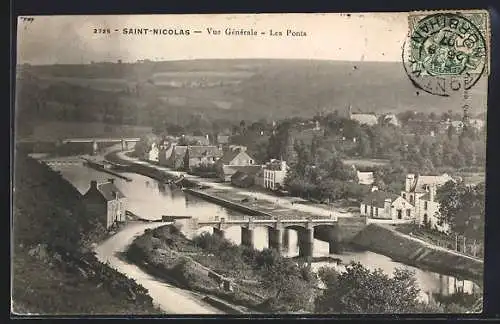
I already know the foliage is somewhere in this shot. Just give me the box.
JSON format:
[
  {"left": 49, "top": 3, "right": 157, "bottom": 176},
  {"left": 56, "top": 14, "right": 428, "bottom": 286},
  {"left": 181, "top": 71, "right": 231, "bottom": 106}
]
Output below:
[
  {"left": 437, "top": 181, "right": 485, "bottom": 240},
  {"left": 133, "top": 133, "right": 159, "bottom": 157},
  {"left": 315, "top": 262, "right": 427, "bottom": 313},
  {"left": 13, "top": 154, "right": 157, "bottom": 314}
]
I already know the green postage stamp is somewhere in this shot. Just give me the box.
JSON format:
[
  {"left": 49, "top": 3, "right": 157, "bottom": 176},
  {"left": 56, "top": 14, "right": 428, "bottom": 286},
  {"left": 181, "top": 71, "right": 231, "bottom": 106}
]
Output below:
[{"left": 403, "top": 10, "right": 490, "bottom": 96}]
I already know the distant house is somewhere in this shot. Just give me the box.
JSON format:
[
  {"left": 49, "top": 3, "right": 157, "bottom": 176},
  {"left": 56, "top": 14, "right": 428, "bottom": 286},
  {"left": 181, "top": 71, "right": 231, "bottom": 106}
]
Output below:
[
  {"left": 356, "top": 171, "right": 374, "bottom": 185},
  {"left": 262, "top": 159, "right": 289, "bottom": 190},
  {"left": 166, "top": 145, "right": 188, "bottom": 170},
  {"left": 215, "top": 146, "right": 257, "bottom": 182},
  {"left": 360, "top": 191, "right": 413, "bottom": 220},
  {"left": 347, "top": 105, "right": 378, "bottom": 126},
  {"left": 185, "top": 134, "right": 211, "bottom": 146},
  {"left": 217, "top": 134, "right": 231, "bottom": 145},
  {"left": 83, "top": 179, "right": 126, "bottom": 229},
  {"left": 401, "top": 173, "right": 455, "bottom": 232},
  {"left": 230, "top": 166, "right": 263, "bottom": 188},
  {"left": 184, "top": 145, "right": 223, "bottom": 171},
  {"left": 158, "top": 141, "right": 175, "bottom": 166},
  {"left": 145, "top": 143, "right": 159, "bottom": 162}
]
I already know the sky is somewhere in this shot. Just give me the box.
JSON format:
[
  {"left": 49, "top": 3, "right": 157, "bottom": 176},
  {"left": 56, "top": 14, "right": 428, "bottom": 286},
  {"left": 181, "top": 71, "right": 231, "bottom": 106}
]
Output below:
[{"left": 16, "top": 13, "right": 409, "bottom": 65}]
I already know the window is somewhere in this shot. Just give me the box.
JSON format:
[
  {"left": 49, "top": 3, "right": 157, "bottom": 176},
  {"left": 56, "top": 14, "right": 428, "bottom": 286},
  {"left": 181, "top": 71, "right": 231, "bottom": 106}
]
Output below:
[
  {"left": 406, "top": 209, "right": 411, "bottom": 217},
  {"left": 410, "top": 195, "right": 414, "bottom": 204},
  {"left": 397, "top": 210, "right": 402, "bottom": 219},
  {"left": 424, "top": 201, "right": 428, "bottom": 210},
  {"left": 364, "top": 204, "right": 367, "bottom": 214},
  {"left": 375, "top": 208, "right": 378, "bottom": 218},
  {"left": 370, "top": 206, "right": 373, "bottom": 217},
  {"left": 249, "top": 159, "right": 254, "bottom": 164},
  {"left": 402, "top": 193, "right": 406, "bottom": 199}
]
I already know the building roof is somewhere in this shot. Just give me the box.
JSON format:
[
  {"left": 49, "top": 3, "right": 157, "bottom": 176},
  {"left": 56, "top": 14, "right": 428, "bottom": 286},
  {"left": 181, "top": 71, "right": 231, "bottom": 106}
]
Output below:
[
  {"left": 218, "top": 149, "right": 247, "bottom": 164},
  {"left": 351, "top": 113, "right": 378, "bottom": 126},
  {"left": 186, "top": 135, "right": 210, "bottom": 146},
  {"left": 231, "top": 170, "right": 257, "bottom": 187},
  {"left": 187, "top": 146, "right": 223, "bottom": 159},
  {"left": 357, "top": 171, "right": 374, "bottom": 185},
  {"left": 362, "top": 191, "right": 400, "bottom": 208},
  {"left": 225, "top": 165, "right": 262, "bottom": 175},
  {"left": 96, "top": 182, "right": 125, "bottom": 201},
  {"left": 409, "top": 173, "right": 455, "bottom": 192},
  {"left": 170, "top": 146, "right": 188, "bottom": 165}
]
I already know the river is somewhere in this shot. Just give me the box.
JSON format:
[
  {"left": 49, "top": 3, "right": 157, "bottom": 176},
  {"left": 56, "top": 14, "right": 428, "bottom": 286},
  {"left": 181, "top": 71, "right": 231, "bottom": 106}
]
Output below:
[{"left": 52, "top": 161, "right": 479, "bottom": 305}]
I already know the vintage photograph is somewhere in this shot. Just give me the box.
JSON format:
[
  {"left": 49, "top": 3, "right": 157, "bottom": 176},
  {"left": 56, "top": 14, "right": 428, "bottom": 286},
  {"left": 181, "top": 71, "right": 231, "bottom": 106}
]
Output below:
[{"left": 12, "top": 11, "right": 488, "bottom": 315}]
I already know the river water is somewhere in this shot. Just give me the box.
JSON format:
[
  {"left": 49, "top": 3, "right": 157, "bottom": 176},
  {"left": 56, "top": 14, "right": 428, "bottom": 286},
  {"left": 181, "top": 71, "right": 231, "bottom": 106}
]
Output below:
[{"left": 53, "top": 162, "right": 480, "bottom": 303}]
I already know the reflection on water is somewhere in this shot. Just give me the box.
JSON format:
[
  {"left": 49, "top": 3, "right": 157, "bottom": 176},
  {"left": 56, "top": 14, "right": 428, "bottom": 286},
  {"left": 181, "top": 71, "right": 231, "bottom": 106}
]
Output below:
[{"left": 53, "top": 163, "right": 481, "bottom": 301}]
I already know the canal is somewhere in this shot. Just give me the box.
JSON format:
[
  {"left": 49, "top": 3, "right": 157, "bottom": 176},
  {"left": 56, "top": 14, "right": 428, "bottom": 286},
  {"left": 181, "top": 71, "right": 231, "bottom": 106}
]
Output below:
[{"left": 52, "top": 161, "right": 480, "bottom": 303}]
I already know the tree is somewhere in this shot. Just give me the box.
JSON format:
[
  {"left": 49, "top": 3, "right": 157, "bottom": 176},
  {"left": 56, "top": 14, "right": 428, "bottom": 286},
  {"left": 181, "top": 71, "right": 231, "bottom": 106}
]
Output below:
[
  {"left": 315, "top": 262, "right": 433, "bottom": 313},
  {"left": 133, "top": 133, "right": 158, "bottom": 157},
  {"left": 437, "top": 181, "right": 485, "bottom": 240},
  {"left": 258, "top": 250, "right": 316, "bottom": 312}
]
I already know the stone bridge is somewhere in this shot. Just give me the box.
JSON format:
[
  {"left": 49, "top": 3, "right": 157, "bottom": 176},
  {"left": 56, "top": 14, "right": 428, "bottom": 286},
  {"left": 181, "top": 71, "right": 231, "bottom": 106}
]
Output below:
[
  {"left": 61, "top": 137, "right": 141, "bottom": 153},
  {"left": 191, "top": 217, "right": 342, "bottom": 258}
]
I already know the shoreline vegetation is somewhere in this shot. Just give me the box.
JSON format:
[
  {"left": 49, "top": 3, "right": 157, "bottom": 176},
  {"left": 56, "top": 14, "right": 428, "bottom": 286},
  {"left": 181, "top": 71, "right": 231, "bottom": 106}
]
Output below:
[
  {"left": 12, "top": 155, "right": 160, "bottom": 315},
  {"left": 126, "top": 224, "right": 482, "bottom": 314}
]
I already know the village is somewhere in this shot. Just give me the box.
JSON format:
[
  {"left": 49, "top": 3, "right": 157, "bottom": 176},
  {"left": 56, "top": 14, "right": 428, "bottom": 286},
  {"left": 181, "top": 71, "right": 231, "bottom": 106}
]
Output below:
[{"left": 128, "top": 105, "right": 485, "bottom": 241}]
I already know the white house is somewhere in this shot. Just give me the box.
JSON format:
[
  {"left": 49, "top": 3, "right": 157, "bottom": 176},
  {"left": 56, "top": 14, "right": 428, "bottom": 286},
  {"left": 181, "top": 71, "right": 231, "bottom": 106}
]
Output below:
[
  {"left": 262, "top": 159, "right": 289, "bottom": 190},
  {"left": 145, "top": 143, "right": 159, "bottom": 162},
  {"left": 401, "top": 173, "right": 455, "bottom": 232},
  {"left": 360, "top": 190, "right": 413, "bottom": 220}
]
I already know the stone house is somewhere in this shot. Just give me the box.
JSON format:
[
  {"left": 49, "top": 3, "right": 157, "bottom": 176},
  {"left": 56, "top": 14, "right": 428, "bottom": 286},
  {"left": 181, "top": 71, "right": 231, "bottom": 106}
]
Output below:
[
  {"left": 401, "top": 173, "right": 455, "bottom": 232},
  {"left": 360, "top": 190, "right": 413, "bottom": 220},
  {"left": 184, "top": 145, "right": 223, "bottom": 171},
  {"left": 83, "top": 179, "right": 126, "bottom": 229},
  {"left": 215, "top": 146, "right": 257, "bottom": 182}
]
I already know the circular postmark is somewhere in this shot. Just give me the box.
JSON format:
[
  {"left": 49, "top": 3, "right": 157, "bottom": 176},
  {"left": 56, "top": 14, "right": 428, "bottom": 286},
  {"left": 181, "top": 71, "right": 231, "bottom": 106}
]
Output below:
[{"left": 402, "top": 12, "right": 487, "bottom": 97}]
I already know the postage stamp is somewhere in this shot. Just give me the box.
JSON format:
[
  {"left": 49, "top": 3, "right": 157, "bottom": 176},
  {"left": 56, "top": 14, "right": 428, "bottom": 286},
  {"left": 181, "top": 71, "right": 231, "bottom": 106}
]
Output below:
[{"left": 402, "top": 10, "right": 490, "bottom": 96}]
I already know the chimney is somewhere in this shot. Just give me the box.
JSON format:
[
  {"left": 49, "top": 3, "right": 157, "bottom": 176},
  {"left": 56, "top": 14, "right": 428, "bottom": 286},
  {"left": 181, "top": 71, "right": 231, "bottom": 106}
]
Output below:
[
  {"left": 281, "top": 160, "right": 287, "bottom": 171},
  {"left": 90, "top": 180, "right": 97, "bottom": 189},
  {"left": 429, "top": 185, "right": 436, "bottom": 202},
  {"left": 108, "top": 178, "right": 114, "bottom": 184},
  {"left": 405, "top": 174, "right": 415, "bottom": 192}
]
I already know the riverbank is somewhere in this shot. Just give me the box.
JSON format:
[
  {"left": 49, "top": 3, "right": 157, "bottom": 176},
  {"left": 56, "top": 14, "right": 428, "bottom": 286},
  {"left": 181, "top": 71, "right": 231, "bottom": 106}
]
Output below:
[
  {"left": 12, "top": 155, "right": 160, "bottom": 315},
  {"left": 126, "top": 224, "right": 319, "bottom": 313},
  {"left": 351, "top": 224, "right": 484, "bottom": 283}
]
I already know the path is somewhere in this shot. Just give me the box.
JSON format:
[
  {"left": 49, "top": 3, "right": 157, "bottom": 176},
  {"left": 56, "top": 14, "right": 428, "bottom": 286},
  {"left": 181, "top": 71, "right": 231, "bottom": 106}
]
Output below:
[
  {"left": 114, "top": 150, "right": 353, "bottom": 219},
  {"left": 94, "top": 222, "right": 224, "bottom": 314}
]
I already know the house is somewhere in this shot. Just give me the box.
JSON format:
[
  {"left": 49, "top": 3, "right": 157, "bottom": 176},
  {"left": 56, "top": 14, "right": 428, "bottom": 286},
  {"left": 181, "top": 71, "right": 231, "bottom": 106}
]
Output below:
[
  {"left": 145, "top": 143, "right": 159, "bottom": 162},
  {"left": 166, "top": 145, "right": 188, "bottom": 170},
  {"left": 347, "top": 105, "right": 378, "bottom": 126},
  {"left": 360, "top": 190, "right": 413, "bottom": 220},
  {"left": 401, "top": 173, "right": 455, "bottom": 232},
  {"left": 185, "top": 134, "right": 211, "bottom": 146},
  {"left": 217, "top": 134, "right": 231, "bottom": 145},
  {"left": 262, "top": 159, "right": 289, "bottom": 190},
  {"left": 83, "top": 179, "right": 126, "bottom": 229},
  {"left": 356, "top": 171, "right": 374, "bottom": 185},
  {"left": 230, "top": 166, "right": 263, "bottom": 188},
  {"left": 184, "top": 145, "right": 223, "bottom": 171},
  {"left": 158, "top": 142, "right": 175, "bottom": 166},
  {"left": 215, "top": 146, "right": 257, "bottom": 182}
]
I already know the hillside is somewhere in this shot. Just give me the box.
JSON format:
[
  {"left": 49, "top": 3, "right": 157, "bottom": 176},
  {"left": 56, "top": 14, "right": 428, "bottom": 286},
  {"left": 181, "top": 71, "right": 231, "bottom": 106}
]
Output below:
[{"left": 15, "top": 59, "right": 487, "bottom": 135}]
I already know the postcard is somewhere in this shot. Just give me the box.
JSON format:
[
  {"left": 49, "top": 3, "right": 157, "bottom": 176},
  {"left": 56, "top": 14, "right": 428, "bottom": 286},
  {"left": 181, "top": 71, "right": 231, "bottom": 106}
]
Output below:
[{"left": 13, "top": 11, "right": 488, "bottom": 315}]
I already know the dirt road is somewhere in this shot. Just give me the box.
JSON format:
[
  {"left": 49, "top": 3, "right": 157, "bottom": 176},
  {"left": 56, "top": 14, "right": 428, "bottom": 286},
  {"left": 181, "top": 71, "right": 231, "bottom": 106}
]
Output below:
[{"left": 94, "top": 222, "right": 224, "bottom": 315}]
